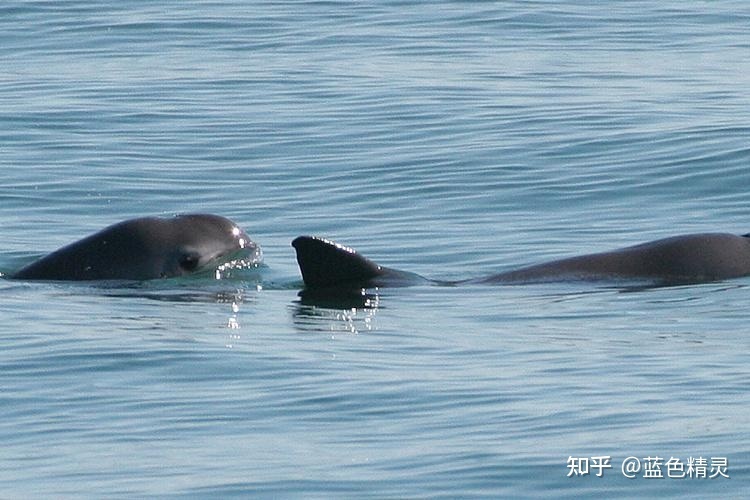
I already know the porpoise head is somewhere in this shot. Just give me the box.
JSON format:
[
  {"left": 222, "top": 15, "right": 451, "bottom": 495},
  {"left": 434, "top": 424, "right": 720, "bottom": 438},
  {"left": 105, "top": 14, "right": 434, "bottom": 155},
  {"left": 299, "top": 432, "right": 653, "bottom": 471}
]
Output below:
[
  {"left": 155, "top": 214, "right": 262, "bottom": 279},
  {"left": 12, "top": 214, "right": 261, "bottom": 281}
]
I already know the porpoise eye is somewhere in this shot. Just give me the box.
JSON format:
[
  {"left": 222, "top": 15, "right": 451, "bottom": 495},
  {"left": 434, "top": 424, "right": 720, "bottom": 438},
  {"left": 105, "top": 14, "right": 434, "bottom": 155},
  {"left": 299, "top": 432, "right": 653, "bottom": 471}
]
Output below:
[{"left": 178, "top": 252, "right": 201, "bottom": 272}]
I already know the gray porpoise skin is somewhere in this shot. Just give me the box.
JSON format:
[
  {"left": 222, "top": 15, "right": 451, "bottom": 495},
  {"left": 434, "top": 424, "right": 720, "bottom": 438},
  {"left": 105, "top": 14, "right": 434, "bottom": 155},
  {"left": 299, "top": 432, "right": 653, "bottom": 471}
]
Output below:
[
  {"left": 292, "top": 233, "right": 750, "bottom": 288},
  {"left": 13, "top": 214, "right": 257, "bottom": 281}
]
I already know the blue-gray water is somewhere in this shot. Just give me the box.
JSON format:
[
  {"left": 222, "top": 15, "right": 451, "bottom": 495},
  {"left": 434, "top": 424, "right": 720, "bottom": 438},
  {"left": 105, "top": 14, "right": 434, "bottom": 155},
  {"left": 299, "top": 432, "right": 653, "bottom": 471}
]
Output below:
[{"left": 2, "top": 1, "right": 749, "bottom": 497}]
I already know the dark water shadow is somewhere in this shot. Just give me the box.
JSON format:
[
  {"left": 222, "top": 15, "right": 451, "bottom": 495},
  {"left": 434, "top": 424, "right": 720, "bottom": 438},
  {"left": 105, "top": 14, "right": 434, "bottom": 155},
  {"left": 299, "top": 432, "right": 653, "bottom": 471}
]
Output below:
[
  {"left": 290, "top": 288, "right": 382, "bottom": 334},
  {"left": 296, "top": 287, "right": 381, "bottom": 310}
]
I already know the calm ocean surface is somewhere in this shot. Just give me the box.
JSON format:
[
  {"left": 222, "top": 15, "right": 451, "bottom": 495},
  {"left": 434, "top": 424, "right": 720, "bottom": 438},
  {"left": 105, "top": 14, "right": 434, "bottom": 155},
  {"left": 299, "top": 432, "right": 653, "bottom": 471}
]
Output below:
[{"left": 2, "top": 1, "right": 750, "bottom": 497}]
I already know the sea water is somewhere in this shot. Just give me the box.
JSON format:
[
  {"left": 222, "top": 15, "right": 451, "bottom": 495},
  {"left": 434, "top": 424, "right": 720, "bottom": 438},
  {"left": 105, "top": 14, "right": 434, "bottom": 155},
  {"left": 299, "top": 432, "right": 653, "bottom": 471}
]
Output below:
[{"left": 1, "top": 1, "right": 750, "bottom": 497}]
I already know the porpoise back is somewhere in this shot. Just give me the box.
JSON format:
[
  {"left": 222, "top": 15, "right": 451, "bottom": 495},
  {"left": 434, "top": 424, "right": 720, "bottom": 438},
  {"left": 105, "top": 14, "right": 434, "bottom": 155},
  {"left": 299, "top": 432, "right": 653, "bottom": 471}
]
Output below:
[
  {"left": 292, "top": 233, "right": 750, "bottom": 289},
  {"left": 291, "top": 236, "right": 426, "bottom": 288}
]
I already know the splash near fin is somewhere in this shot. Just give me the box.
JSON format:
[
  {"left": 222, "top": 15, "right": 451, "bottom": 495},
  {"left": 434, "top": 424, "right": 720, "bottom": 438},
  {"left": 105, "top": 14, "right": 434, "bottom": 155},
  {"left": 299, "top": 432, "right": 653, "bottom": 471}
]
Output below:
[{"left": 292, "top": 236, "right": 385, "bottom": 288}]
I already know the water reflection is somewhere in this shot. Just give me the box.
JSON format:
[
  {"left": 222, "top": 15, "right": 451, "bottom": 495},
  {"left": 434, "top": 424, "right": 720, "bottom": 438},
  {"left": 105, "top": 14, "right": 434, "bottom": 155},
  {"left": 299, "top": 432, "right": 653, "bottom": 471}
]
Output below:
[
  {"left": 98, "top": 283, "right": 257, "bottom": 304},
  {"left": 296, "top": 287, "right": 381, "bottom": 309},
  {"left": 292, "top": 288, "right": 380, "bottom": 334}
]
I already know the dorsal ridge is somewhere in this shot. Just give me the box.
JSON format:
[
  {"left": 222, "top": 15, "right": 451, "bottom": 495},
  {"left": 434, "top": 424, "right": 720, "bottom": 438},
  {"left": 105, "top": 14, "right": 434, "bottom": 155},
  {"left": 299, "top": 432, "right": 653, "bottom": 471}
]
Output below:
[{"left": 291, "top": 236, "right": 383, "bottom": 288}]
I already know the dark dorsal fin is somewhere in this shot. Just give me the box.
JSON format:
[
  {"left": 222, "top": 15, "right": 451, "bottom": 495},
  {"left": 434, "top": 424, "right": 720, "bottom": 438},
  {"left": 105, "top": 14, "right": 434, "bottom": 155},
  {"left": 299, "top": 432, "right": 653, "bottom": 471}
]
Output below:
[{"left": 292, "top": 236, "right": 385, "bottom": 288}]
